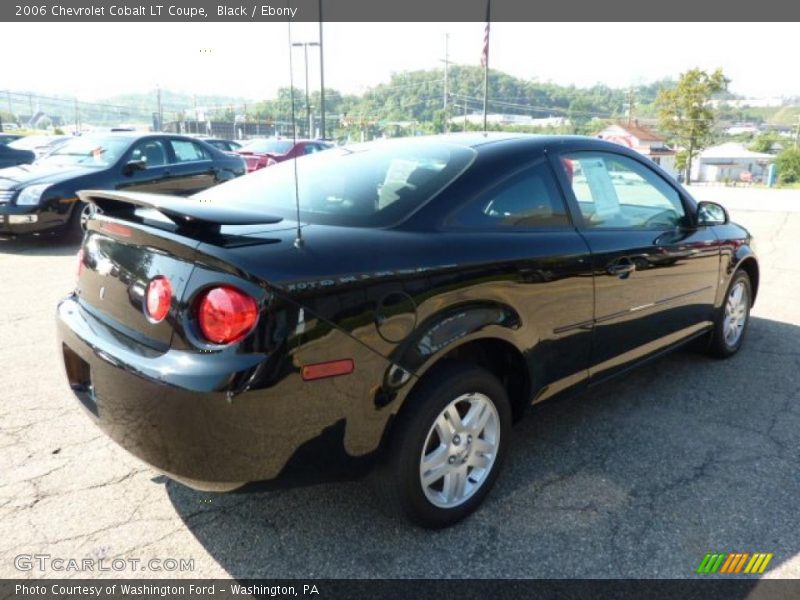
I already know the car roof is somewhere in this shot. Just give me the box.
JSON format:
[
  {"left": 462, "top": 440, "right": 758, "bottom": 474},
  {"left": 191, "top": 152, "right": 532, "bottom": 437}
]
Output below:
[
  {"left": 75, "top": 132, "right": 215, "bottom": 143},
  {"left": 409, "top": 132, "right": 611, "bottom": 149},
  {"left": 362, "top": 133, "right": 652, "bottom": 160}
]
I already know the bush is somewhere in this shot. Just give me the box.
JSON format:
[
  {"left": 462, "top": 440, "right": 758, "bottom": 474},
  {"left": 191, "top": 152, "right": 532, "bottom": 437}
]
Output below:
[{"left": 776, "top": 148, "right": 800, "bottom": 184}]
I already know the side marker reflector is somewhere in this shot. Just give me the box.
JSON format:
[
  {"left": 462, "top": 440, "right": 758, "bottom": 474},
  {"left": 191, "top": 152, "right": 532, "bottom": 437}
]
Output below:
[{"left": 301, "top": 359, "right": 355, "bottom": 381}]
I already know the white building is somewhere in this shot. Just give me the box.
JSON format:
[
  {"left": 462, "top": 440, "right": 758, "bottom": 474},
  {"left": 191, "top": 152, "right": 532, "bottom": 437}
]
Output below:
[
  {"left": 691, "top": 143, "right": 775, "bottom": 183},
  {"left": 595, "top": 122, "right": 678, "bottom": 178},
  {"left": 449, "top": 113, "right": 569, "bottom": 128}
]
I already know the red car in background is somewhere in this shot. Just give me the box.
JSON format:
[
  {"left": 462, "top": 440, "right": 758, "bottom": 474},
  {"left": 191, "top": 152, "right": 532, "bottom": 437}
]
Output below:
[{"left": 237, "top": 138, "right": 332, "bottom": 172}]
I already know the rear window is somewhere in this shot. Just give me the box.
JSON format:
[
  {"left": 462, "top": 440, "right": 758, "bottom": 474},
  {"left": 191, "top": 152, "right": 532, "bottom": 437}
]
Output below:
[
  {"left": 240, "top": 139, "right": 294, "bottom": 154},
  {"left": 194, "top": 141, "right": 475, "bottom": 227}
]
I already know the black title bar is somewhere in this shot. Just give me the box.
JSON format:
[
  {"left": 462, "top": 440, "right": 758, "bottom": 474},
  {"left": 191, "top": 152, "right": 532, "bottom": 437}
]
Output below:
[
  {"left": 3, "top": 0, "right": 800, "bottom": 21},
  {"left": 2, "top": 579, "right": 799, "bottom": 600}
]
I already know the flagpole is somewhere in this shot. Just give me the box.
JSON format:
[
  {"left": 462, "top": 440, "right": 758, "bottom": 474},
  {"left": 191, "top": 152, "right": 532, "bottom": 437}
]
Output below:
[{"left": 482, "top": 0, "right": 491, "bottom": 133}]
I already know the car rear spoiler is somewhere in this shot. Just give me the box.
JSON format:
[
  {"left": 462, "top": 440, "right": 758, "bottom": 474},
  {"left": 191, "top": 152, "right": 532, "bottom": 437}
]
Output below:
[{"left": 78, "top": 190, "right": 284, "bottom": 231}]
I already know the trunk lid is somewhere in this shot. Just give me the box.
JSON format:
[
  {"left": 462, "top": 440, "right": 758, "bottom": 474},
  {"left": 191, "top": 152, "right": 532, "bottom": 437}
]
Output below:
[
  {"left": 76, "top": 222, "right": 200, "bottom": 351},
  {"left": 75, "top": 190, "right": 285, "bottom": 351}
]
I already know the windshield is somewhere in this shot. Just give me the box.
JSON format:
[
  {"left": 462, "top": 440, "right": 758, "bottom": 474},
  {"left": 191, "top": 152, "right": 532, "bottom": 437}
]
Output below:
[
  {"left": 35, "top": 136, "right": 131, "bottom": 168},
  {"left": 194, "top": 140, "right": 475, "bottom": 227},
  {"left": 240, "top": 139, "right": 294, "bottom": 154},
  {"left": 8, "top": 136, "right": 64, "bottom": 151}
]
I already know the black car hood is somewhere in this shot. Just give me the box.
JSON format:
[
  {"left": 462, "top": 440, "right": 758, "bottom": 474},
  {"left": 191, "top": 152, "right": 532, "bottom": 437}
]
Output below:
[{"left": 0, "top": 163, "right": 99, "bottom": 188}]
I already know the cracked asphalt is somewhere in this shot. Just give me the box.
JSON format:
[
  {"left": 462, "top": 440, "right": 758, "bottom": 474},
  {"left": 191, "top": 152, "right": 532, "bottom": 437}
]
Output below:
[{"left": 0, "top": 186, "right": 798, "bottom": 579}]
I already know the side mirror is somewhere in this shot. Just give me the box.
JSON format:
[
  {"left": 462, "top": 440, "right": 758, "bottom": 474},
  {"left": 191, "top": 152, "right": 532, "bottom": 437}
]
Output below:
[
  {"left": 123, "top": 159, "right": 147, "bottom": 176},
  {"left": 696, "top": 201, "right": 729, "bottom": 226}
]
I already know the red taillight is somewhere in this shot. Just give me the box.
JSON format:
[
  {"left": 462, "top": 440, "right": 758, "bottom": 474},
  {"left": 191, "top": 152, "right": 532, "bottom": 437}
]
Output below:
[
  {"left": 197, "top": 286, "right": 258, "bottom": 345},
  {"left": 101, "top": 222, "right": 132, "bottom": 237},
  {"left": 145, "top": 276, "right": 172, "bottom": 323}
]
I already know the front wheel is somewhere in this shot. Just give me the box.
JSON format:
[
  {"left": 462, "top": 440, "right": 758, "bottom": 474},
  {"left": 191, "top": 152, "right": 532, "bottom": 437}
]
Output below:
[
  {"left": 375, "top": 362, "right": 512, "bottom": 528},
  {"left": 707, "top": 270, "right": 752, "bottom": 358},
  {"left": 78, "top": 202, "right": 94, "bottom": 231}
]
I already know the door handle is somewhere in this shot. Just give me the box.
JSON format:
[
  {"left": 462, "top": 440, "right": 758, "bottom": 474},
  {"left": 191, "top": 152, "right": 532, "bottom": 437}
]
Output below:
[{"left": 607, "top": 261, "right": 636, "bottom": 279}]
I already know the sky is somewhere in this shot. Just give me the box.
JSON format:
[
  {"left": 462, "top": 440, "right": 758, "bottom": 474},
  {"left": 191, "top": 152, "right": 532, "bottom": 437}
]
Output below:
[{"left": 2, "top": 22, "right": 797, "bottom": 102}]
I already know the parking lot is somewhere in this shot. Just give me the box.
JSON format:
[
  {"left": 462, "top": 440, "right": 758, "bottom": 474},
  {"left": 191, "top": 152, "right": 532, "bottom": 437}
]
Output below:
[{"left": 0, "top": 187, "right": 798, "bottom": 579}]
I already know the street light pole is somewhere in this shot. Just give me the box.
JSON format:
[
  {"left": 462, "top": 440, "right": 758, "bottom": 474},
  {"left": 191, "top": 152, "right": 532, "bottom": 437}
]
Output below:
[
  {"left": 291, "top": 41, "right": 320, "bottom": 138},
  {"left": 318, "top": 0, "right": 326, "bottom": 140}
]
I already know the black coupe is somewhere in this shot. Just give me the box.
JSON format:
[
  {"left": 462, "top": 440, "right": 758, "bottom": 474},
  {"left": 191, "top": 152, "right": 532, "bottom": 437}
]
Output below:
[
  {"left": 0, "top": 132, "right": 246, "bottom": 237},
  {"left": 57, "top": 134, "right": 758, "bottom": 527}
]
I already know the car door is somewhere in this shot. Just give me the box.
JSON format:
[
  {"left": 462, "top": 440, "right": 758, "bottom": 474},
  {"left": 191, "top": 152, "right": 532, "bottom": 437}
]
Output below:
[
  {"left": 551, "top": 150, "right": 720, "bottom": 382},
  {"left": 164, "top": 138, "right": 217, "bottom": 195},
  {"left": 445, "top": 158, "right": 595, "bottom": 399},
  {"left": 116, "top": 137, "right": 173, "bottom": 194}
]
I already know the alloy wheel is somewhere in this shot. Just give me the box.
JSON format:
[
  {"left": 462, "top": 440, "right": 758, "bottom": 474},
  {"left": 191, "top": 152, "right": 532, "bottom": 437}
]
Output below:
[
  {"left": 419, "top": 392, "right": 500, "bottom": 509},
  {"left": 723, "top": 280, "right": 749, "bottom": 347}
]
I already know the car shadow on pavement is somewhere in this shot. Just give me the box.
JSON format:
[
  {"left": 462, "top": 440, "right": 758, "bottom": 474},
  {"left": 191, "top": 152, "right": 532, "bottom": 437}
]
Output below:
[
  {"left": 0, "top": 233, "right": 81, "bottom": 256},
  {"left": 166, "top": 316, "right": 799, "bottom": 579}
]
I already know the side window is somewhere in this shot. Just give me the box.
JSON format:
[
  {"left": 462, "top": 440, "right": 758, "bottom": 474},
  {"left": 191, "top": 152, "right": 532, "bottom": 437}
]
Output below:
[
  {"left": 560, "top": 152, "right": 685, "bottom": 229},
  {"left": 128, "top": 139, "right": 168, "bottom": 168},
  {"left": 448, "top": 161, "right": 569, "bottom": 229},
  {"left": 170, "top": 140, "right": 211, "bottom": 163},
  {"left": 303, "top": 144, "right": 320, "bottom": 155}
]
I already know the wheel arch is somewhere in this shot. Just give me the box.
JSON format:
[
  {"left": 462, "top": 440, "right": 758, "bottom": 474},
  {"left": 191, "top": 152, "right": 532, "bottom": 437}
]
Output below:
[
  {"left": 385, "top": 335, "right": 532, "bottom": 451},
  {"left": 736, "top": 256, "right": 759, "bottom": 305}
]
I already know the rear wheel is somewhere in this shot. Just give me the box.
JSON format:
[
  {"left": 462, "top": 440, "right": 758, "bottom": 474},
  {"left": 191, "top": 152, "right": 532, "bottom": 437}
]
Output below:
[
  {"left": 707, "top": 270, "right": 752, "bottom": 358},
  {"left": 374, "top": 362, "right": 511, "bottom": 528}
]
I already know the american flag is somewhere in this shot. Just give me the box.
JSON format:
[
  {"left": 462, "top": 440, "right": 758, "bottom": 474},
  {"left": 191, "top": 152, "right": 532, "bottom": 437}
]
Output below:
[{"left": 480, "top": 20, "right": 490, "bottom": 68}]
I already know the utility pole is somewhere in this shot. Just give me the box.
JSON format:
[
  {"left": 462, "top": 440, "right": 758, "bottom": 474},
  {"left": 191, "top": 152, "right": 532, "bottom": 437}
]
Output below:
[
  {"left": 481, "top": 1, "right": 491, "bottom": 133},
  {"left": 464, "top": 102, "right": 468, "bottom": 131},
  {"left": 303, "top": 44, "right": 310, "bottom": 137},
  {"left": 627, "top": 87, "right": 635, "bottom": 125},
  {"left": 795, "top": 115, "right": 800, "bottom": 150},
  {"left": 318, "top": 0, "right": 326, "bottom": 140},
  {"left": 156, "top": 86, "right": 163, "bottom": 131},
  {"left": 291, "top": 41, "right": 320, "bottom": 138},
  {"left": 443, "top": 33, "right": 449, "bottom": 133}
]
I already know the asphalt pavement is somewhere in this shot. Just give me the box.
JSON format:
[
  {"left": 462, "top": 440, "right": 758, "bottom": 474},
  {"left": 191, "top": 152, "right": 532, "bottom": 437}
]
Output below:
[{"left": 0, "top": 190, "right": 798, "bottom": 579}]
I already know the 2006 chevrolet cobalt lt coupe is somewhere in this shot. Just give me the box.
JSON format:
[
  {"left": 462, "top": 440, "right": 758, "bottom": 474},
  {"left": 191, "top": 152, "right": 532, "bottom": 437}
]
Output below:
[{"left": 57, "top": 134, "right": 758, "bottom": 528}]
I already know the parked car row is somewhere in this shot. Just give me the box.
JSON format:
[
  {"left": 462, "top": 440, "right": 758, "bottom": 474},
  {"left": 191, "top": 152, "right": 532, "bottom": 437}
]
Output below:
[
  {"left": 0, "top": 132, "right": 336, "bottom": 238},
  {"left": 0, "top": 134, "right": 71, "bottom": 169}
]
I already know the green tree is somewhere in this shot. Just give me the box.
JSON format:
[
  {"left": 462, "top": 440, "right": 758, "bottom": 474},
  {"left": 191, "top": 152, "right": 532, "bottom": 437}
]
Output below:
[
  {"left": 656, "top": 68, "right": 729, "bottom": 182},
  {"left": 749, "top": 131, "right": 779, "bottom": 154},
  {"left": 776, "top": 147, "right": 800, "bottom": 184},
  {"left": 567, "top": 97, "right": 594, "bottom": 134}
]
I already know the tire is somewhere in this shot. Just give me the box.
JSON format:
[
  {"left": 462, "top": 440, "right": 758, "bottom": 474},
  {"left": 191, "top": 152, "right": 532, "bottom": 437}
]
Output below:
[
  {"left": 373, "top": 361, "right": 512, "bottom": 528},
  {"left": 76, "top": 201, "right": 93, "bottom": 232},
  {"left": 707, "top": 269, "right": 752, "bottom": 358},
  {"left": 49, "top": 202, "right": 87, "bottom": 242}
]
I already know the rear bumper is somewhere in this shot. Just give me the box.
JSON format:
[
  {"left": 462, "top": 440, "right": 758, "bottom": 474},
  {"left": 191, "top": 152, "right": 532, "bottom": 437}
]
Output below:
[{"left": 56, "top": 294, "right": 393, "bottom": 490}]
